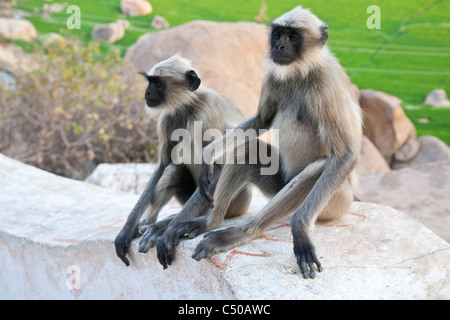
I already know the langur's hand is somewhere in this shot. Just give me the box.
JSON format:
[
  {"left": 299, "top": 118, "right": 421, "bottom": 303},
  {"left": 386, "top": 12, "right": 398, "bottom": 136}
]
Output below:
[{"left": 199, "top": 162, "right": 214, "bottom": 207}]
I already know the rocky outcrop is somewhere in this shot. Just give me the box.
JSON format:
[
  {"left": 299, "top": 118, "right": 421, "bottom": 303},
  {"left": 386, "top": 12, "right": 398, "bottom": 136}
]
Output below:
[{"left": 0, "top": 153, "right": 449, "bottom": 299}]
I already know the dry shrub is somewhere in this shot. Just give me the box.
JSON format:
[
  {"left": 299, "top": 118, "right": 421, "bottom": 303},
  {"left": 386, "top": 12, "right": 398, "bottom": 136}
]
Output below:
[{"left": 0, "top": 39, "right": 158, "bottom": 179}]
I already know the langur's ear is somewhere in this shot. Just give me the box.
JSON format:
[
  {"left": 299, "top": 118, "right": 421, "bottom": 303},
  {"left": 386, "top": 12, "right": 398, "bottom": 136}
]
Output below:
[
  {"left": 319, "top": 24, "right": 328, "bottom": 46},
  {"left": 138, "top": 71, "right": 150, "bottom": 80},
  {"left": 186, "top": 70, "right": 201, "bottom": 92}
]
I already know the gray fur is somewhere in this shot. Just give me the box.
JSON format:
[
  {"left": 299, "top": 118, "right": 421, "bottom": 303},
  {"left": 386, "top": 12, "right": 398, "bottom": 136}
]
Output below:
[
  {"left": 193, "top": 7, "right": 362, "bottom": 279},
  {"left": 114, "top": 55, "right": 248, "bottom": 267}
]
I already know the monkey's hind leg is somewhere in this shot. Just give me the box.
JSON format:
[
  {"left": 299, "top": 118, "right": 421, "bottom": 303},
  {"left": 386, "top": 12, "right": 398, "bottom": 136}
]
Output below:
[
  {"left": 138, "top": 164, "right": 196, "bottom": 253},
  {"left": 192, "top": 157, "right": 324, "bottom": 264}
]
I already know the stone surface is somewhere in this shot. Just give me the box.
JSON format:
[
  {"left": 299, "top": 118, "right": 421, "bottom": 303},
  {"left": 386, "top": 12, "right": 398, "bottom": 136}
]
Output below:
[
  {"left": 85, "top": 162, "right": 156, "bottom": 194},
  {"left": 425, "top": 89, "right": 450, "bottom": 107},
  {"left": 359, "top": 89, "right": 416, "bottom": 162},
  {"left": 356, "top": 136, "right": 391, "bottom": 176},
  {"left": 359, "top": 160, "right": 450, "bottom": 243},
  {"left": 1, "top": 154, "right": 449, "bottom": 299},
  {"left": 124, "top": 20, "right": 268, "bottom": 117},
  {"left": 0, "top": 18, "right": 37, "bottom": 41},
  {"left": 391, "top": 135, "right": 450, "bottom": 170}
]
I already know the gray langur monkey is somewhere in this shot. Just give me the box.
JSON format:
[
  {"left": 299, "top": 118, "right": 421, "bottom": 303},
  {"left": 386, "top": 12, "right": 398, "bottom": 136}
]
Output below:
[
  {"left": 166, "top": 7, "right": 363, "bottom": 279},
  {"left": 114, "top": 55, "right": 253, "bottom": 267}
]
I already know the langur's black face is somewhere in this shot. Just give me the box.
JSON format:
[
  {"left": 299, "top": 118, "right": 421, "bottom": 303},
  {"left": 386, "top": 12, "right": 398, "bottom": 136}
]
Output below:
[
  {"left": 270, "top": 25, "right": 303, "bottom": 65},
  {"left": 139, "top": 70, "right": 201, "bottom": 108},
  {"left": 139, "top": 74, "right": 166, "bottom": 107}
]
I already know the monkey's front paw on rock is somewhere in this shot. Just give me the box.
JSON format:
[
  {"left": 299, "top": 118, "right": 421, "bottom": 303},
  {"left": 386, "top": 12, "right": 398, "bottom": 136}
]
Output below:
[
  {"left": 156, "top": 241, "right": 176, "bottom": 270},
  {"left": 114, "top": 234, "right": 132, "bottom": 267},
  {"left": 164, "top": 219, "right": 208, "bottom": 249},
  {"left": 293, "top": 241, "right": 323, "bottom": 279},
  {"left": 138, "top": 222, "right": 168, "bottom": 253}
]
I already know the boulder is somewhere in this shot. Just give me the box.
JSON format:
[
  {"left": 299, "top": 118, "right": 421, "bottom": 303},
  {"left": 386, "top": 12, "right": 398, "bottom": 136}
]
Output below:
[
  {"left": 0, "top": 153, "right": 449, "bottom": 299},
  {"left": 391, "top": 135, "right": 450, "bottom": 170},
  {"left": 91, "top": 20, "right": 130, "bottom": 43},
  {"left": 151, "top": 15, "right": 170, "bottom": 30},
  {"left": 0, "top": 1, "right": 13, "bottom": 17},
  {"left": 356, "top": 136, "right": 391, "bottom": 176},
  {"left": 85, "top": 162, "right": 156, "bottom": 194},
  {"left": 124, "top": 20, "right": 268, "bottom": 117},
  {"left": 359, "top": 89, "right": 416, "bottom": 163},
  {"left": 393, "top": 137, "right": 420, "bottom": 163},
  {"left": 425, "top": 89, "right": 450, "bottom": 107},
  {"left": 359, "top": 160, "right": 450, "bottom": 243},
  {"left": 0, "top": 18, "right": 37, "bottom": 41},
  {"left": 120, "top": 0, "right": 152, "bottom": 17}
]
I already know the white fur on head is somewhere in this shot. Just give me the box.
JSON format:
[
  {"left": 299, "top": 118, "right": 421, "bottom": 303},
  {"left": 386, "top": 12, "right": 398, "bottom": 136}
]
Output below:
[
  {"left": 148, "top": 54, "right": 193, "bottom": 79},
  {"left": 271, "top": 5, "right": 324, "bottom": 35}
]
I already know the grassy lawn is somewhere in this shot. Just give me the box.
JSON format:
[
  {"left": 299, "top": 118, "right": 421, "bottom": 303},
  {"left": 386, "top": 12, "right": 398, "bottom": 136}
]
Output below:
[{"left": 13, "top": 0, "right": 450, "bottom": 144}]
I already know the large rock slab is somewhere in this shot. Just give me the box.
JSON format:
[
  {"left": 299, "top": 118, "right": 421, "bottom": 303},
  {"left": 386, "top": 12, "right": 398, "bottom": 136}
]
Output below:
[{"left": 0, "top": 154, "right": 449, "bottom": 299}]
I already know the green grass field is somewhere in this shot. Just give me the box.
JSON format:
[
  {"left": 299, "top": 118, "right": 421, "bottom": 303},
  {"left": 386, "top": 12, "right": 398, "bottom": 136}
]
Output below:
[{"left": 14, "top": 0, "right": 450, "bottom": 144}]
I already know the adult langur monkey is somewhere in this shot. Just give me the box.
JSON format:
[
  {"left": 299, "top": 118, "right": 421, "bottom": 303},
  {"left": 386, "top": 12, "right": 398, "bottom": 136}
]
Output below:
[
  {"left": 164, "top": 6, "right": 363, "bottom": 279},
  {"left": 114, "top": 55, "right": 253, "bottom": 267}
]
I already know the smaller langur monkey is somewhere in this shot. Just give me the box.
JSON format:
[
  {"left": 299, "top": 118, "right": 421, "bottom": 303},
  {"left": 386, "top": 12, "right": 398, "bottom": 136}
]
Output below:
[
  {"left": 114, "top": 55, "right": 253, "bottom": 267},
  {"left": 165, "top": 7, "right": 363, "bottom": 279}
]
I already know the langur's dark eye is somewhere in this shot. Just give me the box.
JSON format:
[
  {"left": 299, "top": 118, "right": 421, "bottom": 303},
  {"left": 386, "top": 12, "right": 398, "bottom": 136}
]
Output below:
[
  {"left": 273, "top": 32, "right": 281, "bottom": 39},
  {"left": 156, "top": 82, "right": 162, "bottom": 88},
  {"left": 289, "top": 34, "right": 299, "bottom": 41}
]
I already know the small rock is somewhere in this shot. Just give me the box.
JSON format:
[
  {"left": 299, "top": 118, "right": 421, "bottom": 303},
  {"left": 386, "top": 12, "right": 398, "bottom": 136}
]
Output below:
[
  {"left": 43, "top": 3, "right": 66, "bottom": 14},
  {"left": 120, "top": 0, "right": 152, "bottom": 17},
  {"left": 151, "top": 15, "right": 170, "bottom": 30},
  {"left": 424, "top": 89, "right": 450, "bottom": 107},
  {"left": 91, "top": 20, "right": 130, "bottom": 43}
]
